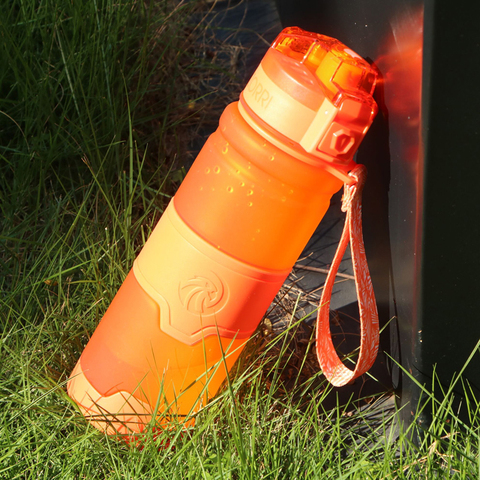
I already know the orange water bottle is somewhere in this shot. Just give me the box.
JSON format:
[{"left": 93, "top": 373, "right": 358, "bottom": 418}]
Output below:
[{"left": 67, "top": 27, "right": 378, "bottom": 436}]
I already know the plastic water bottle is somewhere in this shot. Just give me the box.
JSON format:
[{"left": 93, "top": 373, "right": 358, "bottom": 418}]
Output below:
[{"left": 67, "top": 27, "right": 378, "bottom": 436}]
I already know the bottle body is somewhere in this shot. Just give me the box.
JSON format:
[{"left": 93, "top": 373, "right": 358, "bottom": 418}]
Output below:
[
  {"left": 67, "top": 102, "right": 342, "bottom": 435},
  {"left": 67, "top": 27, "right": 378, "bottom": 436}
]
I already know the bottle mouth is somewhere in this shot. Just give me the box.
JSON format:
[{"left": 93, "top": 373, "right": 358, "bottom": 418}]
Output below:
[{"left": 239, "top": 27, "right": 378, "bottom": 176}]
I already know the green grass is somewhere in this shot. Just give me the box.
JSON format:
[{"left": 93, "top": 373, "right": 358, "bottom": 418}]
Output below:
[{"left": 1, "top": 1, "right": 480, "bottom": 478}]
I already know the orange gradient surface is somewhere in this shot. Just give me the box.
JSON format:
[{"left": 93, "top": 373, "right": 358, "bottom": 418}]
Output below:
[{"left": 67, "top": 27, "right": 378, "bottom": 437}]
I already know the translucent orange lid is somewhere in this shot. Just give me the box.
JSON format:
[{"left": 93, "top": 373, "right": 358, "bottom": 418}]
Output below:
[{"left": 272, "top": 27, "right": 377, "bottom": 107}]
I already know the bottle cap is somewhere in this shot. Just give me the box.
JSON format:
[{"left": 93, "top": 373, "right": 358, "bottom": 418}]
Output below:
[{"left": 239, "top": 27, "right": 378, "bottom": 177}]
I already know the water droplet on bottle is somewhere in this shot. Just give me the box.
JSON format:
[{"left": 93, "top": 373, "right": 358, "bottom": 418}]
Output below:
[
  {"left": 235, "top": 169, "right": 240, "bottom": 175},
  {"left": 248, "top": 202, "right": 253, "bottom": 207},
  {"left": 247, "top": 190, "right": 253, "bottom": 196},
  {"left": 270, "top": 155, "right": 275, "bottom": 161},
  {"left": 227, "top": 186, "right": 233, "bottom": 193},
  {"left": 205, "top": 168, "right": 210, "bottom": 174},
  {"left": 240, "top": 181, "right": 245, "bottom": 187},
  {"left": 222, "top": 145, "right": 229, "bottom": 154},
  {"left": 214, "top": 166, "right": 220, "bottom": 174},
  {"left": 289, "top": 189, "right": 294, "bottom": 195}
]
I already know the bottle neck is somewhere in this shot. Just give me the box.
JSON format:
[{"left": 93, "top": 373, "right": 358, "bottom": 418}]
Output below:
[{"left": 238, "top": 96, "right": 356, "bottom": 184}]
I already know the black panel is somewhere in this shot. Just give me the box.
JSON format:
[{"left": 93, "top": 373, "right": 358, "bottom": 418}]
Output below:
[{"left": 275, "top": 0, "right": 480, "bottom": 431}]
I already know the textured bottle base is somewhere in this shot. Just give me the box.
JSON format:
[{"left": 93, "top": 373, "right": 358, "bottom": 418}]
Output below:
[
  {"left": 67, "top": 202, "right": 289, "bottom": 435},
  {"left": 68, "top": 360, "right": 154, "bottom": 436}
]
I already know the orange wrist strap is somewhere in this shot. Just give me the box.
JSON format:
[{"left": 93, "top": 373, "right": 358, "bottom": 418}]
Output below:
[{"left": 316, "top": 164, "right": 379, "bottom": 387}]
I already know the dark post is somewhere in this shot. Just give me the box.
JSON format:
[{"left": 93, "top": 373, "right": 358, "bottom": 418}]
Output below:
[{"left": 275, "top": 0, "right": 480, "bottom": 431}]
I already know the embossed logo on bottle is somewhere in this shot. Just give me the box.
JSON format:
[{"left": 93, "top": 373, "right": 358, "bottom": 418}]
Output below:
[
  {"left": 179, "top": 272, "right": 228, "bottom": 315},
  {"left": 246, "top": 73, "right": 273, "bottom": 110}
]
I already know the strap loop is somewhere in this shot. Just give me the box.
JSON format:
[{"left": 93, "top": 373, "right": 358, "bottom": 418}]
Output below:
[{"left": 316, "top": 164, "right": 379, "bottom": 387}]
